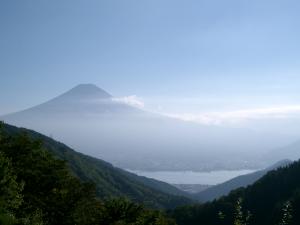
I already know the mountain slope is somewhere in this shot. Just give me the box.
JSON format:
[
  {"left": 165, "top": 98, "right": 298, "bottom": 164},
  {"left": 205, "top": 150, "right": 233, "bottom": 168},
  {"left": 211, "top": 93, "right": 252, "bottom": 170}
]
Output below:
[
  {"left": 0, "top": 84, "right": 289, "bottom": 171},
  {"left": 2, "top": 123, "right": 192, "bottom": 209},
  {"left": 172, "top": 159, "right": 300, "bottom": 225},
  {"left": 0, "top": 122, "right": 177, "bottom": 225},
  {"left": 194, "top": 159, "right": 292, "bottom": 202},
  {"left": 265, "top": 140, "right": 300, "bottom": 164}
]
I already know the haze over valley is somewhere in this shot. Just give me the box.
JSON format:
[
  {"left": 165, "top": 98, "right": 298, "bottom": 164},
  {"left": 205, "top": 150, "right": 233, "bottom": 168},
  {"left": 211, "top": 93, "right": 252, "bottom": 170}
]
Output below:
[{"left": 2, "top": 84, "right": 299, "bottom": 177}]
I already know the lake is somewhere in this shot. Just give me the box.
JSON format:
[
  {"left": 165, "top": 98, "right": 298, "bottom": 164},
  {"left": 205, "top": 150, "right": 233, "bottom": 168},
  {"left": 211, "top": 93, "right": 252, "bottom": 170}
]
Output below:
[{"left": 127, "top": 169, "right": 256, "bottom": 185}]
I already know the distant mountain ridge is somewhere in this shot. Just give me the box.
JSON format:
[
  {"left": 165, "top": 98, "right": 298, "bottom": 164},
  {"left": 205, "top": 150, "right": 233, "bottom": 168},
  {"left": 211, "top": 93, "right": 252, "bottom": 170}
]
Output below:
[
  {"left": 193, "top": 159, "right": 292, "bottom": 202},
  {"left": 264, "top": 140, "right": 300, "bottom": 164}
]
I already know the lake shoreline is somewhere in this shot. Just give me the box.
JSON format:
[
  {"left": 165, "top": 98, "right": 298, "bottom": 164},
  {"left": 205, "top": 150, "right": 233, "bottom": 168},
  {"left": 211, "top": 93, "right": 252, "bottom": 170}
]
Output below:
[{"left": 126, "top": 169, "right": 257, "bottom": 185}]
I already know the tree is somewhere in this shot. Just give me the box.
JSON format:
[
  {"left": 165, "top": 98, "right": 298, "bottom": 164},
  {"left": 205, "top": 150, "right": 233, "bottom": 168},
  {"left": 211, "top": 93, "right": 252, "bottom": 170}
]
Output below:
[
  {"left": 0, "top": 152, "right": 23, "bottom": 225},
  {"left": 233, "top": 198, "right": 251, "bottom": 225},
  {"left": 279, "top": 201, "right": 293, "bottom": 225}
]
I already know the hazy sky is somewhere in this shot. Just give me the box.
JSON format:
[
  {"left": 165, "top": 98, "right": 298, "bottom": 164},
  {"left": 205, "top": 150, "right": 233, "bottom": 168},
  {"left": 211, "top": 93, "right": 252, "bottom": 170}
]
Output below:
[{"left": 1, "top": 0, "right": 300, "bottom": 120}]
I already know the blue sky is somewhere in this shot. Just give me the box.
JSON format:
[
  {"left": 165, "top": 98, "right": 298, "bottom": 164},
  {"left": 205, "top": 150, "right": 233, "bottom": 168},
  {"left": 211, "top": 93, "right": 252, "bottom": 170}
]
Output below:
[{"left": 1, "top": 0, "right": 300, "bottom": 118}]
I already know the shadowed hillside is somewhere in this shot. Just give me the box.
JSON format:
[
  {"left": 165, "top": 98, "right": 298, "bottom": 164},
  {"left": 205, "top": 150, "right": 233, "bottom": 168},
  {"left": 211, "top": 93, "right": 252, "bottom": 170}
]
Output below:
[
  {"left": 194, "top": 159, "right": 292, "bottom": 202},
  {"left": 172, "top": 158, "right": 300, "bottom": 225}
]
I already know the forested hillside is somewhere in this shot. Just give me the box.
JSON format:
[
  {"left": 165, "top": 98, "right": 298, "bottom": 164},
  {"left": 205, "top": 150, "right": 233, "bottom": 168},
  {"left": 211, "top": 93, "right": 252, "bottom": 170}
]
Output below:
[
  {"left": 194, "top": 159, "right": 291, "bottom": 202},
  {"left": 2, "top": 123, "right": 192, "bottom": 209},
  {"left": 0, "top": 122, "right": 177, "bottom": 225},
  {"left": 171, "top": 159, "right": 300, "bottom": 225}
]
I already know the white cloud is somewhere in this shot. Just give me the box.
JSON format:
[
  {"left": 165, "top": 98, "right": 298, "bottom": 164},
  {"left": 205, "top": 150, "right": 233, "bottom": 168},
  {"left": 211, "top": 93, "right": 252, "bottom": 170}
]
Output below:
[
  {"left": 164, "top": 105, "right": 300, "bottom": 125},
  {"left": 112, "top": 95, "right": 145, "bottom": 108}
]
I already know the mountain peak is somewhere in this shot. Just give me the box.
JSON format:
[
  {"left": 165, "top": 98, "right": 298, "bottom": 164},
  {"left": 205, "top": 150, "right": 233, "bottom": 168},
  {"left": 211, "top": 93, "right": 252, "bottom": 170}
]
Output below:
[
  {"left": 62, "top": 84, "right": 112, "bottom": 99},
  {"left": 74, "top": 83, "right": 99, "bottom": 89}
]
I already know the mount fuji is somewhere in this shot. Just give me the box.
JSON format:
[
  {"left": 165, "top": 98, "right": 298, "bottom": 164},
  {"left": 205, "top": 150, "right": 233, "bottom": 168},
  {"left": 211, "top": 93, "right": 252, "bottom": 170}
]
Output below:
[{"left": 0, "top": 84, "right": 286, "bottom": 171}]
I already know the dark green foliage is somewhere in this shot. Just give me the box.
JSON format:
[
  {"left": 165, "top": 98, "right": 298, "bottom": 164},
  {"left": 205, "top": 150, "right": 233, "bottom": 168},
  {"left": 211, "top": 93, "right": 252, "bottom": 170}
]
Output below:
[
  {"left": 0, "top": 153, "right": 23, "bottom": 212},
  {"left": 232, "top": 198, "right": 251, "bottom": 225},
  {"left": 279, "top": 201, "right": 293, "bottom": 225},
  {"left": 0, "top": 126, "right": 98, "bottom": 224},
  {"left": 0, "top": 122, "right": 176, "bottom": 225},
  {"left": 171, "top": 159, "right": 300, "bottom": 225},
  {"left": 0, "top": 152, "right": 23, "bottom": 225},
  {"left": 99, "top": 198, "right": 176, "bottom": 225}
]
